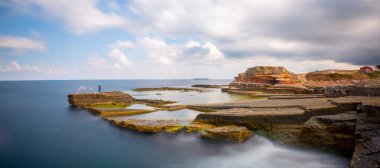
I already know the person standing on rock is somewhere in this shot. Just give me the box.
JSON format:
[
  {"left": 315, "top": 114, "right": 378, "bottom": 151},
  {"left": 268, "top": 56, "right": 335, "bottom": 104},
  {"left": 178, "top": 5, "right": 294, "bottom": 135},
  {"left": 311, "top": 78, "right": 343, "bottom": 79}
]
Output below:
[{"left": 98, "top": 85, "right": 101, "bottom": 93}]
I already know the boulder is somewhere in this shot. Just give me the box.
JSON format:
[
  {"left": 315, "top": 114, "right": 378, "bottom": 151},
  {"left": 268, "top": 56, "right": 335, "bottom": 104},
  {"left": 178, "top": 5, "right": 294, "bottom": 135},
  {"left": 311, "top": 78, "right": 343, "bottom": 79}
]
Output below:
[
  {"left": 201, "top": 125, "right": 252, "bottom": 142},
  {"left": 300, "top": 112, "right": 357, "bottom": 155},
  {"left": 68, "top": 91, "right": 134, "bottom": 106}
]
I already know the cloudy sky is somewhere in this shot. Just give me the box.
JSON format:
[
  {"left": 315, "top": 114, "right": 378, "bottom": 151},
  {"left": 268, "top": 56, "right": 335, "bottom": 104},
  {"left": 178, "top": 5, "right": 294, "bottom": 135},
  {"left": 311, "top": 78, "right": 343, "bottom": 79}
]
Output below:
[{"left": 0, "top": 0, "right": 379, "bottom": 80}]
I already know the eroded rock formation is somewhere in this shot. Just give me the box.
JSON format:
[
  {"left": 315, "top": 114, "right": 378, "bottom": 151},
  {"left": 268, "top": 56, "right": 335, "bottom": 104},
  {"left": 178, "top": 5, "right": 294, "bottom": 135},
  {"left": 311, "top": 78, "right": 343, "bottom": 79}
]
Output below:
[
  {"left": 229, "top": 66, "right": 311, "bottom": 94},
  {"left": 233, "top": 66, "right": 301, "bottom": 85}
]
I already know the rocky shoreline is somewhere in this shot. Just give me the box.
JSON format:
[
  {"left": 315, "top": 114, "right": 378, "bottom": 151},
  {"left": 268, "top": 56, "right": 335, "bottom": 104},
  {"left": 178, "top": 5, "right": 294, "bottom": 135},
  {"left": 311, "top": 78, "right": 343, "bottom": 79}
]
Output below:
[
  {"left": 67, "top": 66, "right": 380, "bottom": 168},
  {"left": 68, "top": 90, "right": 379, "bottom": 168}
]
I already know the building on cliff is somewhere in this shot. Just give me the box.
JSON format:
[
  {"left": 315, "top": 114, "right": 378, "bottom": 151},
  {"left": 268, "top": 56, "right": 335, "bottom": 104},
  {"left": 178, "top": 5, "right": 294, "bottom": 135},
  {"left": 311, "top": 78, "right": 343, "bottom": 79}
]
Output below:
[{"left": 359, "top": 66, "right": 373, "bottom": 73}]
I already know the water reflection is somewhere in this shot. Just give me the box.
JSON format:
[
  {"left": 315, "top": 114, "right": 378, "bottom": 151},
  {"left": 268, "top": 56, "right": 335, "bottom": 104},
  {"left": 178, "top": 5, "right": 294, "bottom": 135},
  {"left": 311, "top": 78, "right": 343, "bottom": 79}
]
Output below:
[
  {"left": 107, "top": 109, "right": 201, "bottom": 121},
  {"left": 126, "top": 88, "right": 251, "bottom": 105},
  {"left": 126, "top": 104, "right": 156, "bottom": 110}
]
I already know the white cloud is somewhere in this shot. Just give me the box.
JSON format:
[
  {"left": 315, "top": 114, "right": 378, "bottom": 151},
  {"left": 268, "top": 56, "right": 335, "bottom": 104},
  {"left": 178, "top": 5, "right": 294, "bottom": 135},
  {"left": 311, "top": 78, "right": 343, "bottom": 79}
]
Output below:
[
  {"left": 0, "top": 60, "right": 79, "bottom": 75},
  {"left": 4, "top": 60, "right": 36, "bottom": 72},
  {"left": 135, "top": 37, "right": 227, "bottom": 66},
  {"left": 86, "top": 48, "right": 133, "bottom": 69},
  {"left": 126, "top": 0, "right": 380, "bottom": 65},
  {"left": 137, "top": 36, "right": 182, "bottom": 65},
  {"left": 108, "top": 40, "right": 133, "bottom": 49},
  {"left": 86, "top": 57, "right": 111, "bottom": 69},
  {"left": 0, "top": 36, "right": 47, "bottom": 52},
  {"left": 108, "top": 48, "right": 133, "bottom": 67},
  {"left": 185, "top": 41, "right": 201, "bottom": 48},
  {"left": 10, "top": 0, "right": 127, "bottom": 34}
]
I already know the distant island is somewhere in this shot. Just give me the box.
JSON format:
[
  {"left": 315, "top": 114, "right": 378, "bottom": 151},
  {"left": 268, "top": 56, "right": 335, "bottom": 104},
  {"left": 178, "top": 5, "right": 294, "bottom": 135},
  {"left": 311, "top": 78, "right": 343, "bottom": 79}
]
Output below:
[{"left": 192, "top": 78, "right": 209, "bottom": 80}]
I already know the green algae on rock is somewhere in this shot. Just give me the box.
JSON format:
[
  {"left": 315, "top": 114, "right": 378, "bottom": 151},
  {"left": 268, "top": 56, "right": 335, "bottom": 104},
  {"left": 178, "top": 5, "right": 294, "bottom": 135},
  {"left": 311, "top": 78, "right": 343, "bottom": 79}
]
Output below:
[
  {"left": 165, "top": 125, "right": 184, "bottom": 133},
  {"left": 185, "top": 122, "right": 217, "bottom": 133},
  {"left": 201, "top": 125, "right": 252, "bottom": 143}
]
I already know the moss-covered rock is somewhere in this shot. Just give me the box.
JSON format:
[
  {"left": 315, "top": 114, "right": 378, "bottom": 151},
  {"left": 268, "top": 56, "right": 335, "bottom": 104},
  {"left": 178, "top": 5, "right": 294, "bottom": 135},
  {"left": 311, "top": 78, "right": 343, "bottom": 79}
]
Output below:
[
  {"left": 201, "top": 125, "right": 252, "bottom": 142},
  {"left": 185, "top": 122, "right": 216, "bottom": 133},
  {"left": 165, "top": 125, "right": 184, "bottom": 133}
]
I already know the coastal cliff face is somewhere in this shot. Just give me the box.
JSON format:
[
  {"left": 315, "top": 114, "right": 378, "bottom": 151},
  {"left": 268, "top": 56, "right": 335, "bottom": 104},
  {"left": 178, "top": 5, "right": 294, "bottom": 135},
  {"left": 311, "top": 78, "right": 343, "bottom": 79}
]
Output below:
[
  {"left": 229, "top": 66, "right": 310, "bottom": 94},
  {"left": 233, "top": 66, "right": 300, "bottom": 85},
  {"left": 229, "top": 66, "right": 380, "bottom": 96}
]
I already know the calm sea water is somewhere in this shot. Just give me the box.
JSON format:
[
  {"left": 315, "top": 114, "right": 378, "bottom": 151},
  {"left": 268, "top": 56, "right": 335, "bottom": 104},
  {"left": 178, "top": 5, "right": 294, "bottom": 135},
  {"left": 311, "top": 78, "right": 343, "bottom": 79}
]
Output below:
[{"left": 0, "top": 80, "right": 349, "bottom": 168}]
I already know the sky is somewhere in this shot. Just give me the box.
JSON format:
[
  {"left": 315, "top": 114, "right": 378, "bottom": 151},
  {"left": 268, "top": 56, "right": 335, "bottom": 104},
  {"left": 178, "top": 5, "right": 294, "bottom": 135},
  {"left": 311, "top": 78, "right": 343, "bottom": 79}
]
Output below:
[{"left": 0, "top": 0, "right": 379, "bottom": 80}]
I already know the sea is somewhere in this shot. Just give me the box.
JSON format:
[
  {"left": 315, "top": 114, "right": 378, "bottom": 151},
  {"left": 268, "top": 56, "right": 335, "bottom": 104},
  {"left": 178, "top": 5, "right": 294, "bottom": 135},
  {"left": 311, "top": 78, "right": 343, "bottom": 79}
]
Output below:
[{"left": 0, "top": 80, "right": 349, "bottom": 168}]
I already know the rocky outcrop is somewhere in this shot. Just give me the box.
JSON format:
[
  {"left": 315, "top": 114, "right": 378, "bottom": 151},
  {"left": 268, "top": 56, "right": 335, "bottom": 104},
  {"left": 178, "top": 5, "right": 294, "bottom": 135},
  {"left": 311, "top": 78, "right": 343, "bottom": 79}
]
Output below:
[
  {"left": 233, "top": 66, "right": 301, "bottom": 85},
  {"left": 350, "top": 105, "right": 380, "bottom": 168},
  {"left": 229, "top": 66, "right": 312, "bottom": 94},
  {"left": 201, "top": 125, "right": 252, "bottom": 142},
  {"left": 68, "top": 91, "right": 134, "bottom": 106},
  {"left": 300, "top": 112, "right": 357, "bottom": 155}
]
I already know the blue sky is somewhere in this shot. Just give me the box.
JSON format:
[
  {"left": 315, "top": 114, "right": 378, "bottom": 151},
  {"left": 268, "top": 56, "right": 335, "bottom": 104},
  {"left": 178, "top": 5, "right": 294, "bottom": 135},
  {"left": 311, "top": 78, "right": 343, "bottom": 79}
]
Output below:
[{"left": 0, "top": 0, "right": 379, "bottom": 80}]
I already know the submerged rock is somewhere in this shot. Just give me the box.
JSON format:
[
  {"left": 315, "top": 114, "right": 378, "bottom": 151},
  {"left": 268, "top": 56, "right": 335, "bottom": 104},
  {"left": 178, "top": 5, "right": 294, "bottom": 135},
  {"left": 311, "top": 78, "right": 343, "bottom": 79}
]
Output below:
[
  {"left": 300, "top": 111, "right": 357, "bottom": 155},
  {"left": 68, "top": 91, "right": 134, "bottom": 106},
  {"left": 201, "top": 125, "right": 252, "bottom": 142}
]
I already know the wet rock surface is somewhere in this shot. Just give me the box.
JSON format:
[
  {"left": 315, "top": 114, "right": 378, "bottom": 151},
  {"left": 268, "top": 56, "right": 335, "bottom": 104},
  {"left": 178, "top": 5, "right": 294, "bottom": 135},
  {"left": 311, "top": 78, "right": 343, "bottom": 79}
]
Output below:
[{"left": 201, "top": 125, "right": 252, "bottom": 142}]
